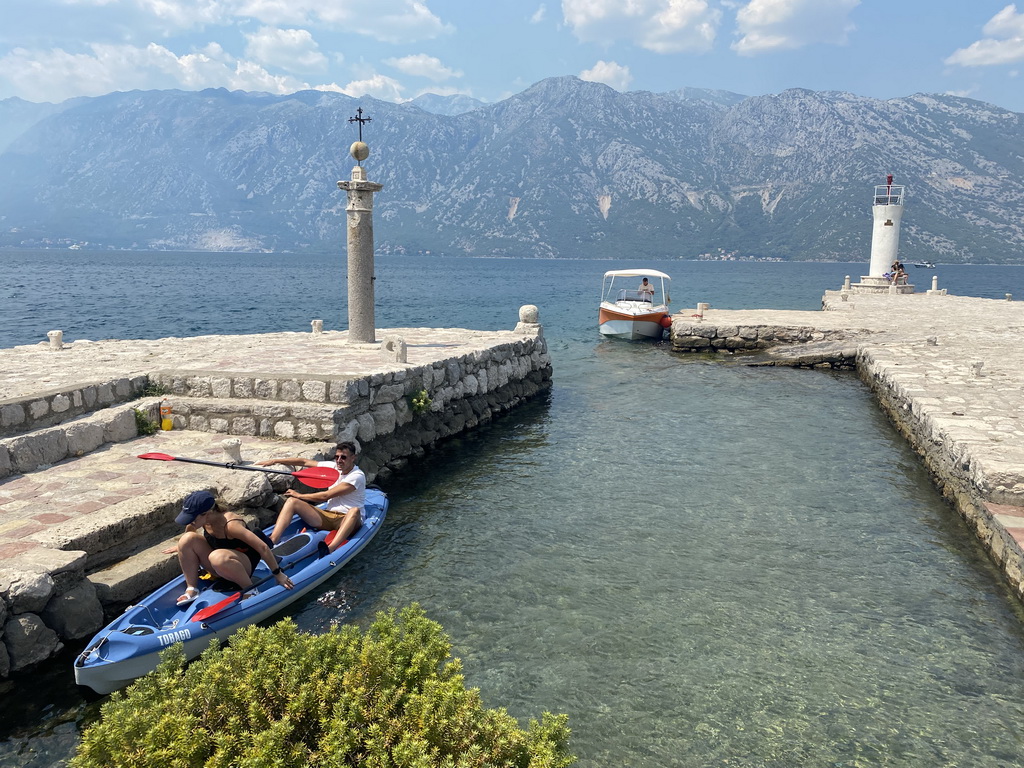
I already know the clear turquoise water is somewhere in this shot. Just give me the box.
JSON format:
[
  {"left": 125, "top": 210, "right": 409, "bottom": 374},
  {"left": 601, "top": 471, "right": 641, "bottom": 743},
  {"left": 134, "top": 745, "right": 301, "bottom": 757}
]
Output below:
[{"left": 3, "top": 253, "right": 1024, "bottom": 767}]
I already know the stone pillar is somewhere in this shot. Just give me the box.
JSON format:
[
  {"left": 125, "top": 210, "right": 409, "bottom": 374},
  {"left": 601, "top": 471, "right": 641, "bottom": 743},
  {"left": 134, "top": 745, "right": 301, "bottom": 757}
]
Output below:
[{"left": 337, "top": 162, "right": 383, "bottom": 344}]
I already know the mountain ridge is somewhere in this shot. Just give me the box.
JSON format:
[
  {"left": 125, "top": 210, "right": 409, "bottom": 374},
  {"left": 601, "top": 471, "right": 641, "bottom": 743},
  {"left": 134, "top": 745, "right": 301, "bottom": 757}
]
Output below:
[{"left": 1, "top": 77, "right": 1021, "bottom": 262}]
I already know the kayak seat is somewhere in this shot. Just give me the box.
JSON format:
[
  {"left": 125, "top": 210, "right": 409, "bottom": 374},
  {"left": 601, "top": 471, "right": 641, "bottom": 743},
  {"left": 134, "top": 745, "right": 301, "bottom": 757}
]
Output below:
[{"left": 273, "top": 532, "right": 312, "bottom": 558}]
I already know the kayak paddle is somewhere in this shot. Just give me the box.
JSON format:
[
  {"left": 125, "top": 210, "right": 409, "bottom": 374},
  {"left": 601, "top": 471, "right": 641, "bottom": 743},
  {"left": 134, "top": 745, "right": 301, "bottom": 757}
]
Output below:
[
  {"left": 137, "top": 452, "right": 339, "bottom": 489},
  {"left": 191, "top": 531, "right": 345, "bottom": 623}
]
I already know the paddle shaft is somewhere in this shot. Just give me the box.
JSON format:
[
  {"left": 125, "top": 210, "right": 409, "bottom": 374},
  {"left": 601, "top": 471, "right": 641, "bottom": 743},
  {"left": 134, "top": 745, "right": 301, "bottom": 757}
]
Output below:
[{"left": 137, "top": 453, "right": 339, "bottom": 488}]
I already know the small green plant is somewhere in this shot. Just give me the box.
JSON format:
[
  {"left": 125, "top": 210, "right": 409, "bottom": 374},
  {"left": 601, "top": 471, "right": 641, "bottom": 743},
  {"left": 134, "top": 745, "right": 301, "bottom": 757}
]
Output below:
[
  {"left": 141, "top": 381, "right": 170, "bottom": 397},
  {"left": 71, "top": 604, "right": 575, "bottom": 768},
  {"left": 409, "top": 388, "right": 432, "bottom": 414},
  {"left": 133, "top": 407, "right": 158, "bottom": 436}
]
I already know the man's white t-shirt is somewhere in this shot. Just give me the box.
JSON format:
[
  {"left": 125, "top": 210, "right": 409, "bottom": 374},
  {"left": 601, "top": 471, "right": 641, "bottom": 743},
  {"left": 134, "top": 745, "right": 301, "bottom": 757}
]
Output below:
[{"left": 317, "top": 461, "right": 366, "bottom": 511}]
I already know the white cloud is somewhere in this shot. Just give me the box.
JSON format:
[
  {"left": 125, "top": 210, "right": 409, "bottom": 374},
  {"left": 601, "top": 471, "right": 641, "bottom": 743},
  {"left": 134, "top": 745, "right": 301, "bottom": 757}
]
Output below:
[
  {"left": 55, "top": 0, "right": 453, "bottom": 42},
  {"left": 945, "top": 4, "right": 1024, "bottom": 67},
  {"left": 731, "top": 0, "right": 859, "bottom": 55},
  {"left": 579, "top": 60, "right": 633, "bottom": 91},
  {"left": 383, "top": 53, "right": 461, "bottom": 81},
  {"left": 562, "top": 0, "right": 720, "bottom": 53},
  {"left": 531, "top": 4, "right": 546, "bottom": 24},
  {"left": 239, "top": 0, "right": 453, "bottom": 43},
  {"left": 0, "top": 42, "right": 308, "bottom": 101},
  {"left": 244, "top": 26, "right": 328, "bottom": 72},
  {"left": 333, "top": 73, "right": 405, "bottom": 101}
]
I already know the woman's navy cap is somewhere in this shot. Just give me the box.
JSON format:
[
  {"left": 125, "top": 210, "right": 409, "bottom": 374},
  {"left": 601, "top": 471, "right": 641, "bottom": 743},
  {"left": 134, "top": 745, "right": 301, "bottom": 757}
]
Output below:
[{"left": 175, "top": 490, "right": 215, "bottom": 525}]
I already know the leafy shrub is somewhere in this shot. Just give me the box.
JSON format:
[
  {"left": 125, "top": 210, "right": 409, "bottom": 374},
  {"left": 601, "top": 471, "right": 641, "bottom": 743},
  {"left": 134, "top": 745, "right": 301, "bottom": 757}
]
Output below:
[
  {"left": 72, "top": 604, "right": 575, "bottom": 768},
  {"left": 133, "top": 407, "right": 158, "bottom": 436},
  {"left": 409, "top": 389, "right": 432, "bottom": 414}
]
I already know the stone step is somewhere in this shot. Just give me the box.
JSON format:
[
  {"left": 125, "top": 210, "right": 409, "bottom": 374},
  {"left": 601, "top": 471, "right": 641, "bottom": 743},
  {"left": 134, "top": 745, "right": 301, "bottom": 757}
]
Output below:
[
  {"left": 162, "top": 395, "right": 357, "bottom": 442},
  {"left": 0, "top": 375, "right": 148, "bottom": 440},
  {"left": 0, "top": 399, "right": 159, "bottom": 480}
]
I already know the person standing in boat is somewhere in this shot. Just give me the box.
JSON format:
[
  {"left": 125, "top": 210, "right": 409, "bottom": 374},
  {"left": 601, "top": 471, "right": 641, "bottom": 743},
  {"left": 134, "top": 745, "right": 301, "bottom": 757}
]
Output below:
[
  {"left": 638, "top": 277, "right": 655, "bottom": 301},
  {"left": 173, "top": 490, "right": 293, "bottom": 606},
  {"left": 256, "top": 441, "right": 366, "bottom": 555}
]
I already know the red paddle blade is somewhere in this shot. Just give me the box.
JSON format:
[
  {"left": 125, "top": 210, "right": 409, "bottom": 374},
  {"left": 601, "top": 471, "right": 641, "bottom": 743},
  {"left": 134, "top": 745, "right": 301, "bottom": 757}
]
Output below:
[
  {"left": 191, "top": 592, "right": 241, "bottom": 623},
  {"left": 138, "top": 452, "right": 175, "bottom": 461},
  {"left": 292, "top": 466, "right": 339, "bottom": 488}
]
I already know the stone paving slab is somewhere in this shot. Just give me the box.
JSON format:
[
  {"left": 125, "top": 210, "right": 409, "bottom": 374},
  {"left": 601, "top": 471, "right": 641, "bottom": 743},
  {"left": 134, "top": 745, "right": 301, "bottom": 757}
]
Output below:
[{"left": 0, "top": 327, "right": 528, "bottom": 402}]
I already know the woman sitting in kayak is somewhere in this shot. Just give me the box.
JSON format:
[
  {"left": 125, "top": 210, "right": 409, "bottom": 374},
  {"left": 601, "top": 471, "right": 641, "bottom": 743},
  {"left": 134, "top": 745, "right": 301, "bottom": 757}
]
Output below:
[{"left": 173, "top": 490, "right": 293, "bottom": 606}]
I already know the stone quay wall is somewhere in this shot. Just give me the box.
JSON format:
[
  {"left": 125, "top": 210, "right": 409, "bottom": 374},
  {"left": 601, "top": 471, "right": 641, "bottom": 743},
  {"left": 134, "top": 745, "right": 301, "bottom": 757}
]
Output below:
[
  {"left": 147, "top": 336, "right": 552, "bottom": 480},
  {"left": 0, "top": 324, "right": 551, "bottom": 679}
]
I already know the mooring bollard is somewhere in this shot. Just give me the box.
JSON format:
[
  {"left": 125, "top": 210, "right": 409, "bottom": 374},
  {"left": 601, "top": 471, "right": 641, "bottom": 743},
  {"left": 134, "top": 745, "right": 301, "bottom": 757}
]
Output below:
[
  {"left": 381, "top": 335, "right": 408, "bottom": 363},
  {"left": 1007, "top": 294, "right": 1013, "bottom": 302},
  {"left": 311, "top": 319, "right": 323, "bottom": 335},
  {"left": 47, "top": 330, "right": 63, "bottom": 350},
  {"left": 932, "top": 276, "right": 939, "bottom": 292},
  {"left": 927, "top": 336, "right": 938, "bottom": 346},
  {"left": 971, "top": 361, "right": 984, "bottom": 378},
  {"left": 843, "top": 275, "right": 851, "bottom": 291},
  {"left": 222, "top": 438, "right": 243, "bottom": 463}
]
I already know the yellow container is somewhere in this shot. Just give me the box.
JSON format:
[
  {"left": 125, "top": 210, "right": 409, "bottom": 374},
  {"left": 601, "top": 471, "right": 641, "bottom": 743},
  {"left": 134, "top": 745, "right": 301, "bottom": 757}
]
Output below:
[{"left": 159, "top": 400, "right": 173, "bottom": 431}]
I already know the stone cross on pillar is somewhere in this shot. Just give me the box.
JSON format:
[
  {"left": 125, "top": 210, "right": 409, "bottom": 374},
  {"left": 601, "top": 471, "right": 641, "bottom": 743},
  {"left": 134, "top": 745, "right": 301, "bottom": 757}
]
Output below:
[{"left": 337, "top": 111, "right": 383, "bottom": 344}]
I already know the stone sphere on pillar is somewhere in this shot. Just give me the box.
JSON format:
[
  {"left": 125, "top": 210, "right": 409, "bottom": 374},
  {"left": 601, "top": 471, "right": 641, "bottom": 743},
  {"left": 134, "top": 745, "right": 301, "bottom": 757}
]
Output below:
[{"left": 350, "top": 141, "right": 370, "bottom": 162}]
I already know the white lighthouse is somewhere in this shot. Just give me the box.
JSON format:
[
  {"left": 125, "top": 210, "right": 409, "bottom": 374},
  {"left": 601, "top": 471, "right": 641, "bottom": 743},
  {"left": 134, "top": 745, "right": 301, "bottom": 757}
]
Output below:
[{"left": 849, "top": 175, "right": 914, "bottom": 294}]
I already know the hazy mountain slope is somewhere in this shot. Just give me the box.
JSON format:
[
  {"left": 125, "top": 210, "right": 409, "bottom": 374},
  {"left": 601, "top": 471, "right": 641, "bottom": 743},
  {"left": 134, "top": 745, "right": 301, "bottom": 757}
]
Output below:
[{"left": 0, "top": 78, "right": 1021, "bottom": 262}]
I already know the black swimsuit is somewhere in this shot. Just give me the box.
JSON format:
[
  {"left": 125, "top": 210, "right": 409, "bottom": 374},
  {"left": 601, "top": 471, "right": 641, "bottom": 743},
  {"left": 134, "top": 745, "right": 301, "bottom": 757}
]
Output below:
[{"left": 203, "top": 519, "right": 271, "bottom": 570}]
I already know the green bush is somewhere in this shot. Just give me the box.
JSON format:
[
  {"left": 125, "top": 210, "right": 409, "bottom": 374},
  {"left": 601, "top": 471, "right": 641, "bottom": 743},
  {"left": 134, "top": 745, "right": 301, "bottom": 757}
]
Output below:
[
  {"left": 133, "top": 407, "right": 158, "bottom": 436},
  {"left": 72, "top": 604, "right": 575, "bottom": 768}
]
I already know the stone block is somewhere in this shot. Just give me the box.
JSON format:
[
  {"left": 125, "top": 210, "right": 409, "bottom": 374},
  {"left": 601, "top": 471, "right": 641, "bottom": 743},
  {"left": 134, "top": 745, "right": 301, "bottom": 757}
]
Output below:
[
  {"left": 41, "top": 580, "right": 104, "bottom": 640},
  {"left": 373, "top": 383, "right": 405, "bottom": 405},
  {"left": 357, "top": 413, "right": 377, "bottom": 442},
  {"left": 372, "top": 404, "right": 397, "bottom": 437},
  {"left": 0, "top": 444, "right": 11, "bottom": 477},
  {"left": 29, "top": 399, "right": 49, "bottom": 419},
  {"left": 97, "top": 382, "right": 115, "bottom": 404},
  {"left": 301, "top": 380, "right": 327, "bottom": 403},
  {"left": 273, "top": 421, "right": 296, "bottom": 439},
  {"left": 104, "top": 408, "right": 138, "bottom": 443},
  {"left": 209, "top": 418, "right": 229, "bottom": 432},
  {"left": 232, "top": 416, "right": 257, "bottom": 435},
  {"left": 8, "top": 431, "right": 69, "bottom": 473},
  {"left": 254, "top": 379, "right": 278, "bottom": 399},
  {"left": 82, "top": 386, "right": 97, "bottom": 409},
  {"left": 211, "top": 377, "right": 232, "bottom": 398},
  {"left": 0, "top": 643, "right": 8, "bottom": 679},
  {"left": 218, "top": 473, "right": 272, "bottom": 509},
  {"left": 3, "top": 614, "right": 61, "bottom": 671},
  {"left": 234, "top": 377, "right": 255, "bottom": 398},
  {"left": 0, "top": 570, "right": 56, "bottom": 614},
  {"left": 51, "top": 394, "right": 71, "bottom": 413},
  {"left": 1, "top": 403, "right": 26, "bottom": 429},
  {"left": 280, "top": 380, "right": 302, "bottom": 400},
  {"left": 66, "top": 421, "right": 105, "bottom": 456}
]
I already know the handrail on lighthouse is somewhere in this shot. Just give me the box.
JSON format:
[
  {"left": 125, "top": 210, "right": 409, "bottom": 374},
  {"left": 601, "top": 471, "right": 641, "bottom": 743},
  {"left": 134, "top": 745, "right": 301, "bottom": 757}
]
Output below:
[{"left": 873, "top": 173, "right": 904, "bottom": 206}]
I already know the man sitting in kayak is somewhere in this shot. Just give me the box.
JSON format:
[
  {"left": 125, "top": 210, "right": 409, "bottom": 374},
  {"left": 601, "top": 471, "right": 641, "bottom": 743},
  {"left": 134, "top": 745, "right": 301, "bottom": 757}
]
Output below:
[
  {"left": 174, "top": 490, "right": 294, "bottom": 606},
  {"left": 256, "top": 441, "right": 367, "bottom": 556}
]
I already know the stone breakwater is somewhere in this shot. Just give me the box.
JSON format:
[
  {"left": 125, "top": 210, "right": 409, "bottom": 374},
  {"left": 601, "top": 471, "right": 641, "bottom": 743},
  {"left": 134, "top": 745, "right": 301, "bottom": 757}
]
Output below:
[
  {"left": 0, "top": 315, "right": 550, "bottom": 678},
  {"left": 670, "top": 291, "right": 1024, "bottom": 601}
]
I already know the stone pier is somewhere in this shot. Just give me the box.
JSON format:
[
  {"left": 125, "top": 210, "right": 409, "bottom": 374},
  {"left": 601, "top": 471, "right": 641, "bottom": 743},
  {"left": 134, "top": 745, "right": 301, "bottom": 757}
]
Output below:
[
  {"left": 0, "top": 312, "right": 550, "bottom": 678},
  {"left": 670, "top": 290, "right": 1024, "bottom": 601}
]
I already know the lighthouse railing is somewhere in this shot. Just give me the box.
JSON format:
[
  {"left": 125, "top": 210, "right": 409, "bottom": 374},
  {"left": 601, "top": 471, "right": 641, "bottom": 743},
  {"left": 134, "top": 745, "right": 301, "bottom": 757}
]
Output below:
[{"left": 873, "top": 184, "right": 904, "bottom": 206}]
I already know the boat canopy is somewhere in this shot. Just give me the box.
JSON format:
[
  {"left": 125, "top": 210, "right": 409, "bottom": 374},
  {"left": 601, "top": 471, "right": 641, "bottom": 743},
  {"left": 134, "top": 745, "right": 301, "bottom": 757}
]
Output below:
[{"left": 602, "top": 269, "right": 671, "bottom": 280}]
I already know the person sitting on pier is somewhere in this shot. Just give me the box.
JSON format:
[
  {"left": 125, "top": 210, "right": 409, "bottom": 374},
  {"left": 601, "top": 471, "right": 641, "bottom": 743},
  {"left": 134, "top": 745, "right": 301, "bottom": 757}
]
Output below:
[
  {"left": 173, "top": 490, "right": 293, "bottom": 606},
  {"left": 638, "top": 277, "right": 655, "bottom": 301},
  {"left": 256, "top": 441, "right": 366, "bottom": 556}
]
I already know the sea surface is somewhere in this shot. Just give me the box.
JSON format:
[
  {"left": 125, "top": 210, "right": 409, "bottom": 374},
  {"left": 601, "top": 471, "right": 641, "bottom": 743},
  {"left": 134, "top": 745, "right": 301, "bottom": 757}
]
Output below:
[{"left": 3, "top": 251, "right": 1024, "bottom": 767}]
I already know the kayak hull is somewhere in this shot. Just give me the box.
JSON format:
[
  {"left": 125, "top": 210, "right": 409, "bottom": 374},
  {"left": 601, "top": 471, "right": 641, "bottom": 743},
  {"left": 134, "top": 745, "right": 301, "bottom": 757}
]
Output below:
[{"left": 74, "top": 489, "right": 388, "bottom": 694}]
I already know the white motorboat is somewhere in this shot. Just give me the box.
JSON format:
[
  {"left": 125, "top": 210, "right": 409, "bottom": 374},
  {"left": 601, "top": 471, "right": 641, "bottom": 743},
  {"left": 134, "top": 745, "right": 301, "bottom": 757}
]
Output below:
[{"left": 598, "top": 269, "right": 672, "bottom": 340}]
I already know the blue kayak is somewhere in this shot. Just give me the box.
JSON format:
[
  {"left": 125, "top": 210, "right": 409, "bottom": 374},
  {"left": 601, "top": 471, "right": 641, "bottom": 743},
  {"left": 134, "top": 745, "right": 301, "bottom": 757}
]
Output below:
[{"left": 74, "top": 488, "right": 388, "bottom": 694}]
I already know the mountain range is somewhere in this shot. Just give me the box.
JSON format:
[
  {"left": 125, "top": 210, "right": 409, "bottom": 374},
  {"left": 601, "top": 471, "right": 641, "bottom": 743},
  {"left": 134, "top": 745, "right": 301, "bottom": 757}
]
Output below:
[{"left": 1, "top": 77, "right": 1021, "bottom": 263}]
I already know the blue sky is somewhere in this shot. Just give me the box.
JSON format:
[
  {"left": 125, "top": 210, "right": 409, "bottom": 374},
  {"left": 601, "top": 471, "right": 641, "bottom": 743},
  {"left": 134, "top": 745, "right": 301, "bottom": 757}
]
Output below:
[{"left": 1, "top": 0, "right": 1022, "bottom": 112}]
